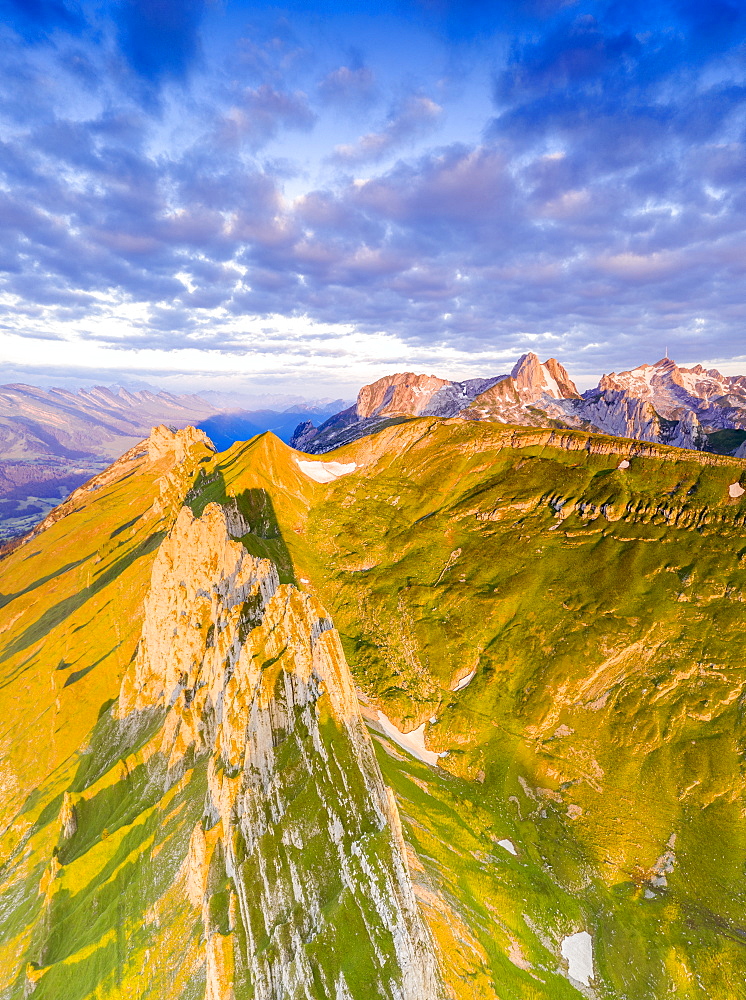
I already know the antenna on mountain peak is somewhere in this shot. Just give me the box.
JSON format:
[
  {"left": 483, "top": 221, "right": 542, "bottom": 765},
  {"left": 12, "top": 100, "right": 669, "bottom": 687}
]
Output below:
[{"left": 665, "top": 345, "right": 668, "bottom": 359}]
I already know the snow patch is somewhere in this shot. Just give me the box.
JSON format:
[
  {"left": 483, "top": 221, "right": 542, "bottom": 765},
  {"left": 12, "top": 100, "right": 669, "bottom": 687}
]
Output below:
[
  {"left": 453, "top": 669, "right": 476, "bottom": 692},
  {"left": 497, "top": 838, "right": 517, "bottom": 856},
  {"left": 376, "top": 711, "right": 446, "bottom": 767},
  {"left": 617, "top": 459, "right": 630, "bottom": 470},
  {"left": 561, "top": 931, "right": 594, "bottom": 986},
  {"left": 296, "top": 459, "right": 357, "bottom": 484},
  {"left": 729, "top": 482, "right": 745, "bottom": 498},
  {"left": 540, "top": 364, "right": 561, "bottom": 398}
]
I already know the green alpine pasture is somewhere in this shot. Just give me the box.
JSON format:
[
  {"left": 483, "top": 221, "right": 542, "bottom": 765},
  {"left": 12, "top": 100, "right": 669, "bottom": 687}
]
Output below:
[{"left": 0, "top": 418, "right": 745, "bottom": 998}]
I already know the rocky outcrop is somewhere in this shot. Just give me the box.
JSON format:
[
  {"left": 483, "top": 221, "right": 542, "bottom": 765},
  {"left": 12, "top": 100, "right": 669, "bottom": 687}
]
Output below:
[
  {"left": 118, "top": 500, "right": 444, "bottom": 1000},
  {"left": 356, "top": 373, "right": 454, "bottom": 418},
  {"left": 592, "top": 357, "right": 746, "bottom": 437},
  {"left": 147, "top": 423, "right": 215, "bottom": 463},
  {"left": 598, "top": 358, "right": 746, "bottom": 422},
  {"left": 465, "top": 354, "right": 585, "bottom": 428},
  {"left": 570, "top": 388, "right": 707, "bottom": 450},
  {"left": 510, "top": 353, "right": 580, "bottom": 403},
  {"left": 288, "top": 419, "right": 318, "bottom": 452}
]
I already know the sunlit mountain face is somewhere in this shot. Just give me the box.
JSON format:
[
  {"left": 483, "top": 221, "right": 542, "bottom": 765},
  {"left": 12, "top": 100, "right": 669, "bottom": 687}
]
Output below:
[
  {"left": 3, "top": 4, "right": 746, "bottom": 995},
  {"left": 1, "top": 0, "right": 746, "bottom": 392},
  {"left": 1, "top": 417, "right": 746, "bottom": 998}
]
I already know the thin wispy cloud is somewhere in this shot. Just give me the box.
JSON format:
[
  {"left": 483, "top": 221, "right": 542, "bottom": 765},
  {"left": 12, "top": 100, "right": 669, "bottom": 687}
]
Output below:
[{"left": 331, "top": 96, "right": 443, "bottom": 164}]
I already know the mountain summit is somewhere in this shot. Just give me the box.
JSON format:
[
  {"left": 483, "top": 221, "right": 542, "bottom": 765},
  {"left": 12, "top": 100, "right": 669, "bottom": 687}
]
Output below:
[
  {"left": 510, "top": 353, "right": 579, "bottom": 402},
  {"left": 292, "top": 353, "right": 746, "bottom": 457},
  {"left": 1, "top": 418, "right": 745, "bottom": 997}
]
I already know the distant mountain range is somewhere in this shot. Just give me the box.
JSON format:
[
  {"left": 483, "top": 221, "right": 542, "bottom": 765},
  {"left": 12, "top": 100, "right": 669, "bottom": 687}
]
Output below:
[
  {"left": 2, "top": 354, "right": 745, "bottom": 540},
  {"left": 291, "top": 354, "right": 746, "bottom": 457},
  {"left": 0, "top": 383, "right": 347, "bottom": 538}
]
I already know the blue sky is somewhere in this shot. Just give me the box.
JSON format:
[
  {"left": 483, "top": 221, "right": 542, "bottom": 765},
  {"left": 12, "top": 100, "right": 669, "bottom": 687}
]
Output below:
[{"left": 1, "top": 0, "right": 745, "bottom": 395}]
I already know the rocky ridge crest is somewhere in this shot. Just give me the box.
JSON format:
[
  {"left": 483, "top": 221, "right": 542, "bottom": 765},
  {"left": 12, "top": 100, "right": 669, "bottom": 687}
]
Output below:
[{"left": 118, "top": 500, "right": 444, "bottom": 1000}]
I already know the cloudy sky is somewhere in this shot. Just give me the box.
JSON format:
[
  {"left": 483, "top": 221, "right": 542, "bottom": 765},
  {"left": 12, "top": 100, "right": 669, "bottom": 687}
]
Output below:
[{"left": 1, "top": 0, "right": 745, "bottom": 396}]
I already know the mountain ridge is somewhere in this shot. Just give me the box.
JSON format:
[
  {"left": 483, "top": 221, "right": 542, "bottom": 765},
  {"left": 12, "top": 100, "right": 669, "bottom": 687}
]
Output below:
[
  {"left": 291, "top": 353, "right": 746, "bottom": 458},
  {"left": 0, "top": 384, "right": 348, "bottom": 541},
  {"left": 1, "top": 419, "right": 746, "bottom": 997}
]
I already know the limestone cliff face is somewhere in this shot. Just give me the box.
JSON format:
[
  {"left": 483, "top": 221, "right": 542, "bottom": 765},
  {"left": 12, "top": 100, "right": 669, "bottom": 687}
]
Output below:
[
  {"left": 572, "top": 388, "right": 706, "bottom": 449},
  {"left": 356, "top": 373, "right": 454, "bottom": 419},
  {"left": 355, "top": 372, "right": 501, "bottom": 420},
  {"left": 119, "top": 501, "right": 444, "bottom": 1000},
  {"left": 292, "top": 372, "right": 502, "bottom": 453},
  {"left": 147, "top": 423, "right": 215, "bottom": 463},
  {"left": 597, "top": 357, "right": 746, "bottom": 428},
  {"left": 509, "top": 353, "right": 580, "bottom": 402}
]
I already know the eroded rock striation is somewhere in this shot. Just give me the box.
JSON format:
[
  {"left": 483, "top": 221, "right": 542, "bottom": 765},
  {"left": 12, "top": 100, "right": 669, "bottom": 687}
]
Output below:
[{"left": 119, "top": 501, "right": 444, "bottom": 1000}]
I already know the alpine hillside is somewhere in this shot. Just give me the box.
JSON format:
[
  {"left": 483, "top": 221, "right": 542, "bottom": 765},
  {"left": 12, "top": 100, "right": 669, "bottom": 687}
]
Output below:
[
  {"left": 0, "top": 386, "right": 346, "bottom": 541},
  {"left": 1, "top": 415, "right": 745, "bottom": 998}
]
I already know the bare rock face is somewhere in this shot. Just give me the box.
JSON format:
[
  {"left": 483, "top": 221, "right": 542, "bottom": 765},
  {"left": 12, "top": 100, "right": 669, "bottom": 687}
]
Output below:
[
  {"left": 118, "top": 501, "right": 444, "bottom": 1000},
  {"left": 59, "top": 792, "right": 77, "bottom": 839},
  {"left": 544, "top": 357, "right": 580, "bottom": 398},
  {"left": 289, "top": 419, "right": 318, "bottom": 451},
  {"left": 596, "top": 358, "right": 746, "bottom": 432},
  {"left": 292, "top": 372, "right": 503, "bottom": 453},
  {"left": 355, "top": 371, "right": 503, "bottom": 420},
  {"left": 356, "top": 373, "right": 454, "bottom": 419},
  {"left": 510, "top": 353, "right": 580, "bottom": 403},
  {"left": 576, "top": 389, "right": 706, "bottom": 449},
  {"left": 147, "top": 423, "right": 215, "bottom": 463}
]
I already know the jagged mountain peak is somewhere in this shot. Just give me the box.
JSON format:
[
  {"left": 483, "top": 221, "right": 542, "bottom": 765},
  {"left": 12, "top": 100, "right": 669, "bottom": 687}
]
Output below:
[
  {"left": 510, "top": 352, "right": 579, "bottom": 401},
  {"left": 356, "top": 371, "right": 455, "bottom": 419},
  {"left": 147, "top": 423, "right": 216, "bottom": 462}
]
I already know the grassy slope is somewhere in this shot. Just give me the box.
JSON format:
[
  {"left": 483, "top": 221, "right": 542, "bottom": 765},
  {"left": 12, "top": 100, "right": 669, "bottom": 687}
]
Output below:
[
  {"left": 204, "top": 419, "right": 746, "bottom": 999},
  {"left": 1, "top": 418, "right": 745, "bottom": 998},
  {"left": 0, "top": 441, "right": 213, "bottom": 999}
]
